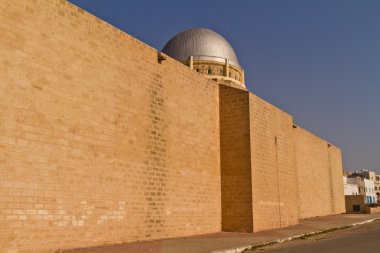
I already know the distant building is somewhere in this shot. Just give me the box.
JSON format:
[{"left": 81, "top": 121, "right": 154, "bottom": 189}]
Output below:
[
  {"left": 345, "top": 170, "right": 380, "bottom": 213},
  {"left": 375, "top": 174, "right": 380, "bottom": 203},
  {"left": 347, "top": 176, "right": 376, "bottom": 203},
  {"left": 363, "top": 179, "right": 376, "bottom": 203},
  {"left": 348, "top": 169, "right": 379, "bottom": 203},
  {"left": 343, "top": 176, "right": 359, "bottom": 195},
  {"left": 362, "top": 170, "right": 376, "bottom": 181}
]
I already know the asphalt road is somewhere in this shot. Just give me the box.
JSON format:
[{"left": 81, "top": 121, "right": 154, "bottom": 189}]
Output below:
[{"left": 247, "top": 220, "right": 380, "bottom": 253}]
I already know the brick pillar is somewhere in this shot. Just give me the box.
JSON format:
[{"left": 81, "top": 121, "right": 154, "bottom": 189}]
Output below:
[{"left": 219, "top": 84, "right": 253, "bottom": 232}]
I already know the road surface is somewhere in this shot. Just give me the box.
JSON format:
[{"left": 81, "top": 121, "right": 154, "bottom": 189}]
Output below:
[{"left": 247, "top": 220, "right": 380, "bottom": 253}]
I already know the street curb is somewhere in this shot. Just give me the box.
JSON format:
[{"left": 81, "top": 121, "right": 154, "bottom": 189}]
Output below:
[{"left": 210, "top": 218, "right": 380, "bottom": 253}]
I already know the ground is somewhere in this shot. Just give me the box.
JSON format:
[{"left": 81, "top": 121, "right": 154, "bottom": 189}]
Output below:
[
  {"left": 59, "top": 214, "right": 380, "bottom": 253},
  {"left": 246, "top": 220, "right": 380, "bottom": 253}
]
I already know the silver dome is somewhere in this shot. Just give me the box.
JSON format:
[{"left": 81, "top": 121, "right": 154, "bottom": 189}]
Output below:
[{"left": 162, "top": 28, "right": 241, "bottom": 68}]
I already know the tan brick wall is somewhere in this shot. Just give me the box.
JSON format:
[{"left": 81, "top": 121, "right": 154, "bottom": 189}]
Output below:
[
  {"left": 295, "top": 127, "right": 345, "bottom": 219},
  {"left": 345, "top": 195, "right": 365, "bottom": 213},
  {"left": 248, "top": 94, "right": 299, "bottom": 232},
  {"left": 219, "top": 85, "right": 253, "bottom": 232},
  {"left": 294, "top": 127, "right": 331, "bottom": 218},
  {"left": 365, "top": 206, "right": 380, "bottom": 214},
  {"left": 328, "top": 145, "right": 346, "bottom": 214},
  {"left": 0, "top": 1, "right": 220, "bottom": 252}
]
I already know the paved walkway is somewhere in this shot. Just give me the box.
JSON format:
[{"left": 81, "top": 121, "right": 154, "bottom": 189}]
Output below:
[{"left": 62, "top": 213, "right": 380, "bottom": 253}]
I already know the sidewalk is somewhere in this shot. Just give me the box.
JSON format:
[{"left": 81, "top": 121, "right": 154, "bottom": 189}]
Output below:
[{"left": 62, "top": 213, "right": 380, "bottom": 253}]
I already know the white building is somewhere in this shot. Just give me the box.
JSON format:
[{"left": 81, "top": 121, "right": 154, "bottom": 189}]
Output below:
[
  {"left": 343, "top": 176, "right": 359, "bottom": 195},
  {"left": 364, "top": 179, "right": 377, "bottom": 203},
  {"left": 347, "top": 176, "right": 376, "bottom": 204},
  {"left": 375, "top": 174, "right": 380, "bottom": 203}
]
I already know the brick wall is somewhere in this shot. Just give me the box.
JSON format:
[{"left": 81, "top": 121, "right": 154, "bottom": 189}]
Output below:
[
  {"left": 249, "top": 94, "right": 299, "bottom": 232},
  {"left": 0, "top": 1, "right": 220, "bottom": 252},
  {"left": 328, "top": 145, "right": 346, "bottom": 214},
  {"left": 219, "top": 85, "right": 253, "bottom": 232},
  {"left": 295, "top": 127, "right": 345, "bottom": 218},
  {"left": 345, "top": 195, "right": 365, "bottom": 213}
]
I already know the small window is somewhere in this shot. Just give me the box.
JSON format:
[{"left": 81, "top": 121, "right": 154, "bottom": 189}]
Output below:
[
  {"left": 195, "top": 68, "right": 200, "bottom": 72},
  {"left": 353, "top": 205, "right": 361, "bottom": 212},
  {"left": 207, "top": 68, "right": 212, "bottom": 75}
]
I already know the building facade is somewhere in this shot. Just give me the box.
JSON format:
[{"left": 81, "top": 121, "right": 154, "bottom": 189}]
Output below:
[
  {"left": 347, "top": 176, "right": 376, "bottom": 203},
  {"left": 347, "top": 170, "right": 379, "bottom": 203},
  {"left": 0, "top": 1, "right": 345, "bottom": 252},
  {"left": 343, "top": 176, "right": 359, "bottom": 195},
  {"left": 375, "top": 174, "right": 380, "bottom": 202},
  {"left": 363, "top": 179, "right": 376, "bottom": 203}
]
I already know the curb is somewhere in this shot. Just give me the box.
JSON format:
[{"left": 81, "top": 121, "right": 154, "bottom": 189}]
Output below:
[{"left": 210, "top": 218, "right": 380, "bottom": 253}]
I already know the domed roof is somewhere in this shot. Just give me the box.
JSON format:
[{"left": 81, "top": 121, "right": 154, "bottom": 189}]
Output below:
[{"left": 162, "top": 28, "right": 241, "bottom": 68}]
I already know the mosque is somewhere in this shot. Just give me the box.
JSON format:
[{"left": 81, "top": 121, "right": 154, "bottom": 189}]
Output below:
[
  {"left": 0, "top": 1, "right": 345, "bottom": 252},
  {"left": 162, "top": 28, "right": 246, "bottom": 88}
]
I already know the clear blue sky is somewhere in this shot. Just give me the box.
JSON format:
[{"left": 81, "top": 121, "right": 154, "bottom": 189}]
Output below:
[{"left": 68, "top": 0, "right": 380, "bottom": 172}]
